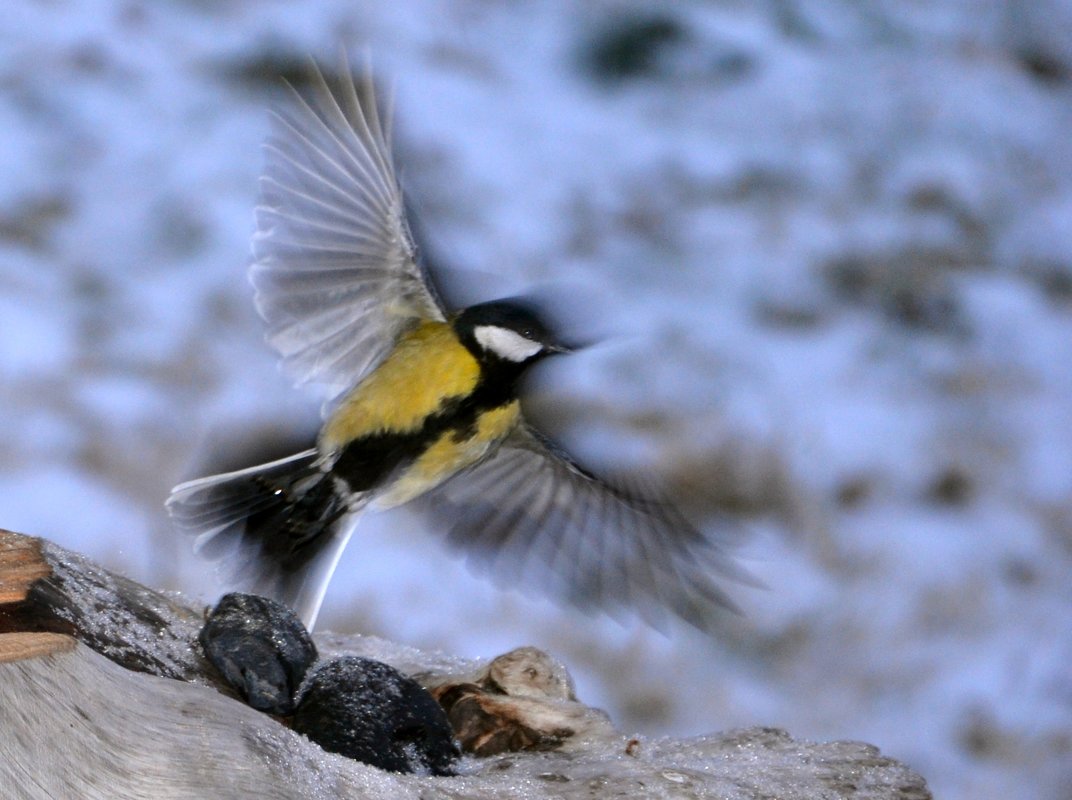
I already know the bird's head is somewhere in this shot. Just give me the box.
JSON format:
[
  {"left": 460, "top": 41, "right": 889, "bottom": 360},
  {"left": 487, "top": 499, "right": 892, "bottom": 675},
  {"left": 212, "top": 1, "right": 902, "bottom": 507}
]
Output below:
[{"left": 454, "top": 298, "right": 572, "bottom": 367}]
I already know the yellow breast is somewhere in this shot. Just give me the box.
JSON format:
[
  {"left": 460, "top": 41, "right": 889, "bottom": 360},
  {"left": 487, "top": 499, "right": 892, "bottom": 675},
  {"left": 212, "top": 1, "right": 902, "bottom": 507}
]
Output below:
[
  {"left": 373, "top": 399, "right": 522, "bottom": 509},
  {"left": 320, "top": 321, "right": 481, "bottom": 450}
]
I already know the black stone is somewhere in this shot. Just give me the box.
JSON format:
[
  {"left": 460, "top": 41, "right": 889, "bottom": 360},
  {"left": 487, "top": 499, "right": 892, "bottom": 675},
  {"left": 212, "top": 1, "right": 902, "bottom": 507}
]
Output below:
[
  {"left": 292, "top": 656, "right": 460, "bottom": 776},
  {"left": 199, "top": 593, "right": 317, "bottom": 715}
]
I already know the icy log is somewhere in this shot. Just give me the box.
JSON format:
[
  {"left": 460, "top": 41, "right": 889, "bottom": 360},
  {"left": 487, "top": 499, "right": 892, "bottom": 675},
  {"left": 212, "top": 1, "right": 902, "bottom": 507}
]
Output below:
[
  {"left": 0, "top": 527, "right": 213, "bottom": 682},
  {"left": 0, "top": 529, "right": 932, "bottom": 799}
]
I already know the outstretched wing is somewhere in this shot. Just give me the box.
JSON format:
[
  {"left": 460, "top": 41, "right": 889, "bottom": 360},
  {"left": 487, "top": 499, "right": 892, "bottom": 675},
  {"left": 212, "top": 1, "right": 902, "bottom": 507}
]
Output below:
[
  {"left": 418, "top": 425, "right": 754, "bottom": 632},
  {"left": 251, "top": 54, "right": 445, "bottom": 413}
]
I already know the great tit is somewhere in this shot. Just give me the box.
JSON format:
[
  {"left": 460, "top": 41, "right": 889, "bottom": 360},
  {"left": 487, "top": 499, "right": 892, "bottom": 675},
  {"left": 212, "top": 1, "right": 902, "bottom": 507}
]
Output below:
[{"left": 167, "top": 58, "right": 748, "bottom": 632}]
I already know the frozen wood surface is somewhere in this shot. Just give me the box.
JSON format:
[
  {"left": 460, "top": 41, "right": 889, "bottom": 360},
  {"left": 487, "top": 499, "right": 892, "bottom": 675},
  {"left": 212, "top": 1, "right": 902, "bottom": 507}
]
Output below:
[{"left": 0, "top": 529, "right": 932, "bottom": 799}]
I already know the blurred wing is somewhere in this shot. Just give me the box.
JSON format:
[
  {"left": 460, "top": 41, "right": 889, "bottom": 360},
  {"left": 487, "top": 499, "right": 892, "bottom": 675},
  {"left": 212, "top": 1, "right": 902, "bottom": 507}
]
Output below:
[
  {"left": 251, "top": 55, "right": 445, "bottom": 413},
  {"left": 419, "top": 425, "right": 752, "bottom": 633}
]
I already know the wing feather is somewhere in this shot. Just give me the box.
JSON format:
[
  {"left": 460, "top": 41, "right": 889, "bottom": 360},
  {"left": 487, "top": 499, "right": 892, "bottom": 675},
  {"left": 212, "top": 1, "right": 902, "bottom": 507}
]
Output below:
[
  {"left": 251, "top": 54, "right": 444, "bottom": 413},
  {"left": 421, "top": 425, "right": 752, "bottom": 632}
]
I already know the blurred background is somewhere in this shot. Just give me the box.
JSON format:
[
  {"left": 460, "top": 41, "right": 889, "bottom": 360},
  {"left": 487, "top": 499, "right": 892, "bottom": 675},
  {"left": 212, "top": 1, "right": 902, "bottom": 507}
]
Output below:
[{"left": 3, "top": 1, "right": 1072, "bottom": 797}]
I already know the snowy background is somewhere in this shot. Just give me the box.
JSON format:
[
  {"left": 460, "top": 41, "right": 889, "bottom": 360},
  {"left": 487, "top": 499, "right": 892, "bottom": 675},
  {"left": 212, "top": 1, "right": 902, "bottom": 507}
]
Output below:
[{"left": 3, "top": 2, "right": 1072, "bottom": 798}]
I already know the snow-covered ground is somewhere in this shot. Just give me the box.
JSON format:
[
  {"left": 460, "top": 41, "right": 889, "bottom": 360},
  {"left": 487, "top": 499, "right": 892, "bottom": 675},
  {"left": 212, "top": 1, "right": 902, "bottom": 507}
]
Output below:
[{"left": 3, "top": 2, "right": 1071, "bottom": 798}]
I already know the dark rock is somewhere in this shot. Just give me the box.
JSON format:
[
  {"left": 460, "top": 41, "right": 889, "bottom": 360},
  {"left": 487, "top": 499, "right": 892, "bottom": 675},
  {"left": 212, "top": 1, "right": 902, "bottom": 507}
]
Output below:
[
  {"left": 199, "top": 593, "right": 317, "bottom": 715},
  {"left": 292, "top": 656, "right": 459, "bottom": 776}
]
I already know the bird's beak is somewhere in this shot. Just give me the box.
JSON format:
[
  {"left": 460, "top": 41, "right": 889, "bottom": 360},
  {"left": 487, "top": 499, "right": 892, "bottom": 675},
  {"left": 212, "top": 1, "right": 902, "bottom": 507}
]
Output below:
[{"left": 546, "top": 339, "right": 581, "bottom": 355}]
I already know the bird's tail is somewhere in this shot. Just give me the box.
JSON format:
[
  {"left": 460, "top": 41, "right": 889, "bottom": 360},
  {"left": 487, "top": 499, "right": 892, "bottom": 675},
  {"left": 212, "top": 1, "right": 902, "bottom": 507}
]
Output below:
[{"left": 166, "top": 448, "right": 364, "bottom": 629}]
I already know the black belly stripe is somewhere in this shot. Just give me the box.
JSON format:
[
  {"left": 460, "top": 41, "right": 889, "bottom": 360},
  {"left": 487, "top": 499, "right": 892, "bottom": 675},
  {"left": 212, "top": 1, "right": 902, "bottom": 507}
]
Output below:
[{"left": 331, "top": 369, "right": 518, "bottom": 493}]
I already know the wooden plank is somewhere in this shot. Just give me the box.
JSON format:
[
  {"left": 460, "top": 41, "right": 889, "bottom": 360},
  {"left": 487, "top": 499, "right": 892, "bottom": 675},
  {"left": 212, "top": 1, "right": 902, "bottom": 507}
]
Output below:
[
  {"left": 0, "top": 530, "right": 50, "bottom": 603},
  {"left": 0, "top": 631, "right": 76, "bottom": 663}
]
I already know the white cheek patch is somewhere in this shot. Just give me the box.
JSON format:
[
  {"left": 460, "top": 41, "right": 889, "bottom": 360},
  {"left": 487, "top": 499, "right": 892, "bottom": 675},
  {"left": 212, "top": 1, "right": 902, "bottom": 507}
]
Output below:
[{"left": 474, "top": 325, "right": 543, "bottom": 362}]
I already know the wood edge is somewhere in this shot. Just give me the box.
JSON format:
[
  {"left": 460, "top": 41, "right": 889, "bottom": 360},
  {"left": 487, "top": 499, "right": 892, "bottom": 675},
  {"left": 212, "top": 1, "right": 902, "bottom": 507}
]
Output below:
[
  {"left": 0, "top": 529, "right": 51, "bottom": 604},
  {"left": 0, "top": 631, "right": 77, "bottom": 663}
]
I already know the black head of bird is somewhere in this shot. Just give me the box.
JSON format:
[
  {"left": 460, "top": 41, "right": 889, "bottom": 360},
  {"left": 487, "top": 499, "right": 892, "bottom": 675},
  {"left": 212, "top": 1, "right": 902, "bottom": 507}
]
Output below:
[{"left": 454, "top": 299, "right": 571, "bottom": 369}]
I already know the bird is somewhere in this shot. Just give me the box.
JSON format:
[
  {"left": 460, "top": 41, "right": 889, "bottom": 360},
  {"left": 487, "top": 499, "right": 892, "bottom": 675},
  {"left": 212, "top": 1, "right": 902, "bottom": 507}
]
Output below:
[{"left": 167, "top": 55, "right": 750, "bottom": 633}]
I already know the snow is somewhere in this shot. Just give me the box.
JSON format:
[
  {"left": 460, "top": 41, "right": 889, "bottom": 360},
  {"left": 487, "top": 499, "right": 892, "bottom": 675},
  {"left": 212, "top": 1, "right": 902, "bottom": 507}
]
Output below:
[{"left": 2, "top": 2, "right": 1072, "bottom": 798}]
